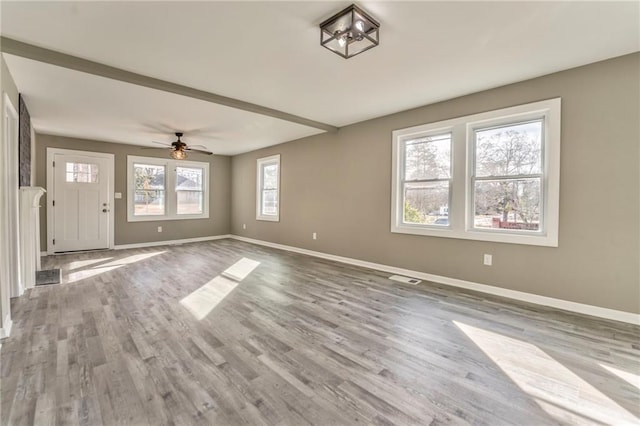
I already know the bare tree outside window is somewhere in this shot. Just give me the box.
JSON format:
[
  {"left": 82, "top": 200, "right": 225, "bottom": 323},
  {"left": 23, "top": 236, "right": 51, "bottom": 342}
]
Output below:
[
  {"left": 402, "top": 133, "right": 451, "bottom": 225},
  {"left": 134, "top": 163, "right": 165, "bottom": 215},
  {"left": 473, "top": 121, "right": 543, "bottom": 231}
]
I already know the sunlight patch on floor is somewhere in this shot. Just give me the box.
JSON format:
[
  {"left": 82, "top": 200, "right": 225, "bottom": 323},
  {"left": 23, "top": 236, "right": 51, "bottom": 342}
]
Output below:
[
  {"left": 65, "top": 251, "right": 166, "bottom": 283},
  {"left": 180, "top": 257, "right": 261, "bottom": 320},
  {"left": 68, "top": 257, "right": 113, "bottom": 271},
  {"left": 99, "top": 251, "right": 166, "bottom": 268},
  {"left": 180, "top": 275, "right": 238, "bottom": 320},
  {"left": 600, "top": 363, "right": 640, "bottom": 391},
  {"left": 221, "top": 257, "right": 261, "bottom": 281},
  {"left": 66, "top": 265, "right": 122, "bottom": 283},
  {"left": 454, "top": 321, "right": 639, "bottom": 425}
]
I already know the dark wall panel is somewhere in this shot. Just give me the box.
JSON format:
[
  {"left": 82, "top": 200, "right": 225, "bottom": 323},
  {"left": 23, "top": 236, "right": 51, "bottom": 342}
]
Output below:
[{"left": 19, "top": 94, "right": 31, "bottom": 187}]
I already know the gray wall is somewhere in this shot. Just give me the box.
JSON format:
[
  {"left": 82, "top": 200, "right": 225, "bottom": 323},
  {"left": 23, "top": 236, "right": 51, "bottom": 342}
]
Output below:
[
  {"left": 231, "top": 53, "right": 640, "bottom": 315},
  {"left": 35, "top": 134, "right": 231, "bottom": 250},
  {"left": 0, "top": 56, "right": 19, "bottom": 331}
]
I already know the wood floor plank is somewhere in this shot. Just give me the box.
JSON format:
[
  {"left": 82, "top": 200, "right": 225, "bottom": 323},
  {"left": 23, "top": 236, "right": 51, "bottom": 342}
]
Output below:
[{"left": 1, "top": 239, "right": 638, "bottom": 425}]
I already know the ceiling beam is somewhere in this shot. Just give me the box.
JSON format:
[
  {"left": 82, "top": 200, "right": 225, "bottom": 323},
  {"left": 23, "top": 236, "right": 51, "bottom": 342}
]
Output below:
[{"left": 0, "top": 37, "right": 338, "bottom": 132}]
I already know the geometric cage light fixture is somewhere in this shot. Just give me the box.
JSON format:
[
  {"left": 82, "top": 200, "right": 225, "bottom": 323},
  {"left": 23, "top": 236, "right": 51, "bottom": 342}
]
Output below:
[{"left": 319, "top": 4, "right": 380, "bottom": 59}]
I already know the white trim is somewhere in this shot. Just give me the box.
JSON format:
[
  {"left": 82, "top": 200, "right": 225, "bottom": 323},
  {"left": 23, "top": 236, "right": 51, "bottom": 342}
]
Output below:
[
  {"left": 127, "top": 155, "right": 210, "bottom": 222},
  {"left": 3, "top": 93, "right": 22, "bottom": 299},
  {"left": 256, "top": 154, "right": 280, "bottom": 222},
  {"left": 46, "top": 148, "right": 115, "bottom": 254},
  {"left": 229, "top": 235, "right": 639, "bottom": 326},
  {"left": 391, "top": 98, "right": 561, "bottom": 247},
  {"left": 0, "top": 314, "right": 13, "bottom": 339},
  {"left": 114, "top": 234, "right": 230, "bottom": 250}
]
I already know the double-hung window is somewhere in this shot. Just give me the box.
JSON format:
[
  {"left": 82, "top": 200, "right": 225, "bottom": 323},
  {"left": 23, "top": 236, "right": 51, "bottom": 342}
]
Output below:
[
  {"left": 256, "top": 154, "right": 280, "bottom": 221},
  {"left": 401, "top": 132, "right": 452, "bottom": 226},
  {"left": 127, "top": 156, "right": 209, "bottom": 221},
  {"left": 471, "top": 120, "right": 543, "bottom": 232},
  {"left": 392, "top": 98, "right": 560, "bottom": 246}
]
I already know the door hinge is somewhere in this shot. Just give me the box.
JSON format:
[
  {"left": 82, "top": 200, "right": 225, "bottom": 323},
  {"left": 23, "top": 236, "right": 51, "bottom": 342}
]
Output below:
[
  {"left": 52, "top": 200, "right": 55, "bottom": 207},
  {"left": 53, "top": 161, "right": 55, "bottom": 167},
  {"left": 53, "top": 239, "right": 55, "bottom": 245}
]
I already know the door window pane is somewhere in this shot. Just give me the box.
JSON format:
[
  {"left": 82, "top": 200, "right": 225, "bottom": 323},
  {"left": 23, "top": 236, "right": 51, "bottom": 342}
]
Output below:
[
  {"left": 65, "top": 162, "right": 99, "bottom": 183},
  {"left": 474, "top": 178, "right": 541, "bottom": 231}
]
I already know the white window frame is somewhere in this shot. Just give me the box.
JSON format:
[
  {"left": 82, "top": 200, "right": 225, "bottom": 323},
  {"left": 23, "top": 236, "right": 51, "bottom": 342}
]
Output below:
[
  {"left": 256, "top": 154, "right": 280, "bottom": 222},
  {"left": 391, "top": 98, "right": 561, "bottom": 247},
  {"left": 127, "top": 155, "right": 209, "bottom": 222}
]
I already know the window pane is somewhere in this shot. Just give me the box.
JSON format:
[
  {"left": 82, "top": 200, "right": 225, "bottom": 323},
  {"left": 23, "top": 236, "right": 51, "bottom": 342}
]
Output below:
[
  {"left": 404, "top": 133, "right": 451, "bottom": 180},
  {"left": 403, "top": 181, "right": 449, "bottom": 225},
  {"left": 261, "top": 189, "right": 278, "bottom": 215},
  {"left": 474, "top": 178, "right": 540, "bottom": 231},
  {"left": 262, "top": 163, "right": 278, "bottom": 190},
  {"left": 475, "top": 120, "right": 542, "bottom": 177},
  {"left": 134, "top": 190, "right": 165, "bottom": 215},
  {"left": 176, "top": 167, "right": 203, "bottom": 190},
  {"left": 177, "top": 191, "right": 203, "bottom": 215},
  {"left": 134, "top": 164, "right": 165, "bottom": 190},
  {"left": 65, "top": 162, "right": 98, "bottom": 183}
]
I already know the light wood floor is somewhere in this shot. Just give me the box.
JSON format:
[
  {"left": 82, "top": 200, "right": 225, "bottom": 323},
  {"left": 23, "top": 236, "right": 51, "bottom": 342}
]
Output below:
[{"left": 1, "top": 239, "right": 639, "bottom": 425}]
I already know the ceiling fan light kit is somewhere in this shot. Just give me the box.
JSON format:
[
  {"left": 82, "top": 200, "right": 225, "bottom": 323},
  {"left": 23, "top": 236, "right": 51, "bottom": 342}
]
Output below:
[
  {"left": 151, "top": 132, "right": 213, "bottom": 159},
  {"left": 170, "top": 148, "right": 187, "bottom": 160},
  {"left": 319, "top": 3, "right": 380, "bottom": 59}
]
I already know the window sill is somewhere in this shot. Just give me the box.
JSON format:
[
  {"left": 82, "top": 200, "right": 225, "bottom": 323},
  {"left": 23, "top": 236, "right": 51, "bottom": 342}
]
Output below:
[
  {"left": 128, "top": 214, "right": 209, "bottom": 222},
  {"left": 391, "top": 224, "right": 558, "bottom": 247},
  {"left": 256, "top": 215, "right": 279, "bottom": 222}
]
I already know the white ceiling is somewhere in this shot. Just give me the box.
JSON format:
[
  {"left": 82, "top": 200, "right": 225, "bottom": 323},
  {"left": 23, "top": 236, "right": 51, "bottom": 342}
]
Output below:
[{"left": 2, "top": 1, "right": 639, "bottom": 155}]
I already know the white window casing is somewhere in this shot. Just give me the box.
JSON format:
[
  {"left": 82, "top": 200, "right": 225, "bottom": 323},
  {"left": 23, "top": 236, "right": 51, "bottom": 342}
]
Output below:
[
  {"left": 127, "top": 155, "right": 210, "bottom": 222},
  {"left": 256, "top": 154, "right": 280, "bottom": 222},
  {"left": 391, "top": 98, "right": 561, "bottom": 247}
]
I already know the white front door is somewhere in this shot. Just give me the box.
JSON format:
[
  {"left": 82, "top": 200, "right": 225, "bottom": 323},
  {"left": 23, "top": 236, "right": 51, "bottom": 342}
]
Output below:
[{"left": 49, "top": 149, "right": 113, "bottom": 253}]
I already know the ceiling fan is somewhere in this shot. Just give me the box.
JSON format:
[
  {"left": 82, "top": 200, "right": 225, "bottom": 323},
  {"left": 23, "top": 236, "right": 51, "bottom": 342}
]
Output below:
[{"left": 151, "top": 132, "right": 213, "bottom": 159}]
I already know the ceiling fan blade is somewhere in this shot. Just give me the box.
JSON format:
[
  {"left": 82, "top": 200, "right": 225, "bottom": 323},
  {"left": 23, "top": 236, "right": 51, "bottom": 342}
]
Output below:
[
  {"left": 186, "top": 148, "right": 214, "bottom": 155},
  {"left": 152, "top": 141, "right": 172, "bottom": 147},
  {"left": 188, "top": 144, "right": 209, "bottom": 149}
]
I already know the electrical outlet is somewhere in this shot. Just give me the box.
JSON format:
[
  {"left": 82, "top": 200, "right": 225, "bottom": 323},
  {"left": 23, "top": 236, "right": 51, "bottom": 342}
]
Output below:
[
  {"left": 157, "top": 226, "right": 163, "bottom": 233},
  {"left": 243, "top": 224, "right": 246, "bottom": 230},
  {"left": 483, "top": 254, "right": 492, "bottom": 266},
  {"left": 312, "top": 232, "right": 317, "bottom": 240}
]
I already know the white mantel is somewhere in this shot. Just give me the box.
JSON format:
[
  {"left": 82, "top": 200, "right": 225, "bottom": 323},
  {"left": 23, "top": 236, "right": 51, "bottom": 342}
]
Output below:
[{"left": 19, "top": 186, "right": 45, "bottom": 294}]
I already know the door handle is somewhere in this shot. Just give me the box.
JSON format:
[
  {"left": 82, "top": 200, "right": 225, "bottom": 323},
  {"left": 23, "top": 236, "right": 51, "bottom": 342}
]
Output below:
[{"left": 102, "top": 208, "right": 110, "bottom": 213}]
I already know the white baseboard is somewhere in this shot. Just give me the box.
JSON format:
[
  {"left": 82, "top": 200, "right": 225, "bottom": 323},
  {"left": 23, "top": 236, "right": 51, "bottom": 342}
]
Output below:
[
  {"left": 115, "top": 234, "right": 231, "bottom": 250},
  {"left": 230, "top": 235, "right": 640, "bottom": 326},
  {"left": 0, "top": 314, "right": 13, "bottom": 339}
]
